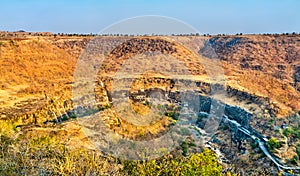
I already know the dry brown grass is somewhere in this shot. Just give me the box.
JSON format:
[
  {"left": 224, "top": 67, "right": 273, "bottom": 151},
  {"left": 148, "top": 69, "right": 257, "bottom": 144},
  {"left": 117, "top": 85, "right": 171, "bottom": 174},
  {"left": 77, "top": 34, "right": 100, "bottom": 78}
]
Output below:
[
  {"left": 211, "top": 35, "right": 300, "bottom": 116},
  {"left": 0, "top": 37, "right": 76, "bottom": 119}
]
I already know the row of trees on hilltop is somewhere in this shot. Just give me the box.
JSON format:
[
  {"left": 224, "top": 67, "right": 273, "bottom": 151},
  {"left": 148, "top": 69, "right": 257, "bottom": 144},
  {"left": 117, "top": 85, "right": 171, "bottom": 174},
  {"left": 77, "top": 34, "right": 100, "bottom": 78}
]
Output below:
[
  {"left": 1, "top": 31, "right": 299, "bottom": 38},
  {"left": 52, "top": 32, "right": 300, "bottom": 37}
]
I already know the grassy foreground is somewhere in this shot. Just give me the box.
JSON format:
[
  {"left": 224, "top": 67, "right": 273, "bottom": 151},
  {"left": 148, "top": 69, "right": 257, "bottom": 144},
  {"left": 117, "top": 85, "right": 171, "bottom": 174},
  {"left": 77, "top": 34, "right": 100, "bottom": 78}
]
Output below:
[{"left": 0, "top": 120, "right": 228, "bottom": 176}]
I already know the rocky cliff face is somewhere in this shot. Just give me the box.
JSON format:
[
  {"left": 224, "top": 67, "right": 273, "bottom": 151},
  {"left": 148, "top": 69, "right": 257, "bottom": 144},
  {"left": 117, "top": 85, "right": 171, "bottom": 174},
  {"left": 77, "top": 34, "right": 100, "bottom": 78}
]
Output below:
[
  {"left": 294, "top": 66, "right": 300, "bottom": 91},
  {"left": 203, "top": 35, "right": 300, "bottom": 116}
]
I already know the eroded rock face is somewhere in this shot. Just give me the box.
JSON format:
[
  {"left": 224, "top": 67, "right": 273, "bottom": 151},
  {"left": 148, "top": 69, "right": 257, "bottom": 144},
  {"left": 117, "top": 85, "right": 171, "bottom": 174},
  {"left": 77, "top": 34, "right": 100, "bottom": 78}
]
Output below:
[
  {"left": 294, "top": 66, "right": 300, "bottom": 91},
  {"left": 96, "top": 37, "right": 206, "bottom": 83},
  {"left": 109, "top": 38, "right": 177, "bottom": 57},
  {"left": 51, "top": 38, "right": 91, "bottom": 57},
  {"left": 94, "top": 37, "right": 207, "bottom": 110},
  {"left": 203, "top": 36, "right": 300, "bottom": 116},
  {"left": 224, "top": 105, "right": 252, "bottom": 127}
]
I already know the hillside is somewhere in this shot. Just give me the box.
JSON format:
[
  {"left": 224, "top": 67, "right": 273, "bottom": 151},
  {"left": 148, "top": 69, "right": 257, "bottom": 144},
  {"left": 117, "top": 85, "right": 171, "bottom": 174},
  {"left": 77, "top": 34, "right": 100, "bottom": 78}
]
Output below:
[{"left": 1, "top": 32, "right": 300, "bottom": 175}]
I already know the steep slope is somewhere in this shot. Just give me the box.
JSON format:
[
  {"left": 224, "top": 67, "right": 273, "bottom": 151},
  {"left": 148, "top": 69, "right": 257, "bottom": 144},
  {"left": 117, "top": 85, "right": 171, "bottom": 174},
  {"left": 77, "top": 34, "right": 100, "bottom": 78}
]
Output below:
[
  {"left": 201, "top": 35, "right": 300, "bottom": 117},
  {"left": 0, "top": 36, "right": 76, "bottom": 118}
]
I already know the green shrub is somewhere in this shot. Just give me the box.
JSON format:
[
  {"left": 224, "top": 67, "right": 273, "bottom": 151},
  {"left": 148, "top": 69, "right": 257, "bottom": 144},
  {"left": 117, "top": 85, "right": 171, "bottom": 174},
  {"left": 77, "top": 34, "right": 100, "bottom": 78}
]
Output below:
[
  {"left": 164, "top": 111, "right": 179, "bottom": 120},
  {"left": 296, "top": 144, "right": 300, "bottom": 158},
  {"left": 122, "top": 148, "right": 222, "bottom": 176},
  {"left": 181, "top": 141, "right": 189, "bottom": 156},
  {"left": 283, "top": 127, "right": 300, "bottom": 139},
  {"left": 0, "top": 120, "right": 224, "bottom": 176},
  {"left": 292, "top": 155, "right": 299, "bottom": 165},
  {"left": 267, "top": 138, "right": 281, "bottom": 153}
]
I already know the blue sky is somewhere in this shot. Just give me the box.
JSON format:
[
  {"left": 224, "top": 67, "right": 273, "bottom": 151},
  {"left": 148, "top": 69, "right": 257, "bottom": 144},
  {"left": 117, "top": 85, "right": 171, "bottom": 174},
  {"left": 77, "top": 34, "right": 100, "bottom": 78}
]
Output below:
[{"left": 0, "top": 0, "right": 299, "bottom": 34}]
